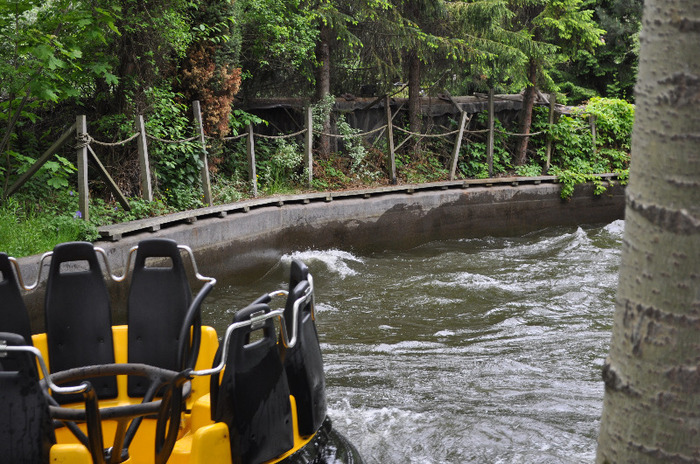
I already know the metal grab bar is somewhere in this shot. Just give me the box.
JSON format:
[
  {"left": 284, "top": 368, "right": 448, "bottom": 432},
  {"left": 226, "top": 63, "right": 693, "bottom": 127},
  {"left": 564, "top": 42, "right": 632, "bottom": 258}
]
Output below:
[
  {"left": 8, "top": 243, "right": 216, "bottom": 290},
  {"left": 190, "top": 274, "right": 315, "bottom": 378},
  {"left": 0, "top": 342, "right": 90, "bottom": 395},
  {"left": 104, "top": 244, "right": 216, "bottom": 286}
]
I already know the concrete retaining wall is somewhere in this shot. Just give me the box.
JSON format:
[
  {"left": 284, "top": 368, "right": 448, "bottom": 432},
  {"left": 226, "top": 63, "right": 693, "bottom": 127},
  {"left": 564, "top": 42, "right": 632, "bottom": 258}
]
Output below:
[{"left": 17, "top": 180, "right": 625, "bottom": 327}]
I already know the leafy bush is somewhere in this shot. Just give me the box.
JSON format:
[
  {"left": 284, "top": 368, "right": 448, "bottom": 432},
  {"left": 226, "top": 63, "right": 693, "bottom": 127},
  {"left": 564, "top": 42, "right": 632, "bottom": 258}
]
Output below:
[
  {"left": 531, "top": 97, "right": 633, "bottom": 198},
  {"left": 458, "top": 113, "right": 512, "bottom": 178},
  {"left": 257, "top": 139, "right": 303, "bottom": 195},
  {"left": 143, "top": 87, "right": 204, "bottom": 194}
]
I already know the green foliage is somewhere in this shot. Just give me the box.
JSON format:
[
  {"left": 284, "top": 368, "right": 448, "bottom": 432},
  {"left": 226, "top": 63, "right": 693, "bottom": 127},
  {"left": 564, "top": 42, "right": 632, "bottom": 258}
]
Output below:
[
  {"left": 337, "top": 113, "right": 381, "bottom": 182},
  {"left": 458, "top": 113, "right": 512, "bottom": 178},
  {"left": 229, "top": 109, "right": 267, "bottom": 135},
  {"left": 1, "top": 0, "right": 120, "bottom": 189},
  {"left": 585, "top": 96, "right": 634, "bottom": 156},
  {"left": 256, "top": 139, "right": 304, "bottom": 195},
  {"left": 142, "top": 87, "right": 204, "bottom": 195},
  {"left": 211, "top": 174, "right": 245, "bottom": 204},
  {"left": 528, "top": 97, "right": 632, "bottom": 198},
  {"left": 514, "top": 163, "right": 543, "bottom": 177},
  {"left": 0, "top": 193, "right": 98, "bottom": 257},
  {"left": 400, "top": 153, "right": 449, "bottom": 183},
  {"left": 163, "top": 187, "right": 204, "bottom": 211},
  {"left": 237, "top": 0, "right": 321, "bottom": 95}
]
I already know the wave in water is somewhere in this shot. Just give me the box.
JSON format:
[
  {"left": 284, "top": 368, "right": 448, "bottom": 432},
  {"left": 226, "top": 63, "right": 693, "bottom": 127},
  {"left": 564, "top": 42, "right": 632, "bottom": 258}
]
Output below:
[{"left": 283, "top": 249, "right": 364, "bottom": 279}]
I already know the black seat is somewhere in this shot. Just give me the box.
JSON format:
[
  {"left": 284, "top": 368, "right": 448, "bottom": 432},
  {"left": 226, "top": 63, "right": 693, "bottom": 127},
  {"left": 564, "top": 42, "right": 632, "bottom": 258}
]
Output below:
[
  {"left": 280, "top": 259, "right": 327, "bottom": 436},
  {"left": 0, "top": 332, "right": 55, "bottom": 463},
  {"left": 44, "top": 242, "right": 117, "bottom": 403},
  {"left": 211, "top": 303, "right": 294, "bottom": 464},
  {"left": 0, "top": 253, "right": 33, "bottom": 345},
  {"left": 126, "top": 238, "right": 198, "bottom": 397}
]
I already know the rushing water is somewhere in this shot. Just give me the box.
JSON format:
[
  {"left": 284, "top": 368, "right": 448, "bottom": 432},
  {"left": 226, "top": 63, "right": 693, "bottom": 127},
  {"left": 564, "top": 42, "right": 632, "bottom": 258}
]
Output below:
[{"left": 203, "top": 220, "right": 625, "bottom": 464}]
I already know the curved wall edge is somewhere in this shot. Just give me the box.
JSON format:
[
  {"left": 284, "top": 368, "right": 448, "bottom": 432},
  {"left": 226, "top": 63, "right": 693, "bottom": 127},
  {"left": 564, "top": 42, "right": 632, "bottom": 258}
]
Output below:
[{"left": 18, "top": 181, "right": 625, "bottom": 326}]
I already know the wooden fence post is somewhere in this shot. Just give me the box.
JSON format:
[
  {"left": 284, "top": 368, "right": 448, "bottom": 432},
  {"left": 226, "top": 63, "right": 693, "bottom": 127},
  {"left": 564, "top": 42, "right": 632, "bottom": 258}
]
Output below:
[
  {"left": 449, "top": 111, "right": 469, "bottom": 180},
  {"left": 487, "top": 88, "right": 495, "bottom": 178},
  {"left": 76, "top": 115, "right": 89, "bottom": 221},
  {"left": 305, "top": 106, "right": 313, "bottom": 187},
  {"left": 135, "top": 114, "right": 153, "bottom": 201},
  {"left": 545, "top": 94, "right": 556, "bottom": 172},
  {"left": 247, "top": 123, "right": 258, "bottom": 197},
  {"left": 385, "top": 95, "right": 397, "bottom": 185},
  {"left": 192, "top": 101, "right": 213, "bottom": 206},
  {"left": 589, "top": 114, "right": 597, "bottom": 156}
]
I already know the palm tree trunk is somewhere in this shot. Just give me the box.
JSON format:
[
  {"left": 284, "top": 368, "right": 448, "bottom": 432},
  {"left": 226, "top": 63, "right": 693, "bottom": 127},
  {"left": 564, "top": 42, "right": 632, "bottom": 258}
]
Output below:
[{"left": 596, "top": 0, "right": 700, "bottom": 461}]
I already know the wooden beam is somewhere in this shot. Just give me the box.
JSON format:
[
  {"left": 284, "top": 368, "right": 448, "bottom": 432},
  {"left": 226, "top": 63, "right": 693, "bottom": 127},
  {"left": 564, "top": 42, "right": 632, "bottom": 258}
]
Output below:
[
  {"left": 135, "top": 115, "right": 153, "bottom": 201},
  {"left": 6, "top": 122, "right": 76, "bottom": 197},
  {"left": 545, "top": 94, "right": 556, "bottom": 172},
  {"left": 247, "top": 123, "right": 257, "bottom": 197},
  {"left": 385, "top": 96, "right": 397, "bottom": 185},
  {"left": 305, "top": 106, "right": 313, "bottom": 187},
  {"left": 87, "top": 145, "right": 130, "bottom": 211},
  {"left": 76, "top": 115, "right": 89, "bottom": 221},
  {"left": 487, "top": 88, "right": 495, "bottom": 178},
  {"left": 193, "top": 101, "right": 212, "bottom": 206},
  {"left": 449, "top": 111, "right": 469, "bottom": 180}
]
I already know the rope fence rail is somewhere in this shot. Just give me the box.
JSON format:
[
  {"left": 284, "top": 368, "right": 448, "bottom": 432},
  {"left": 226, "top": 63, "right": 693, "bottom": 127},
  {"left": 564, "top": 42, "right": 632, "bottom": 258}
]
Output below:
[{"left": 7, "top": 93, "right": 603, "bottom": 222}]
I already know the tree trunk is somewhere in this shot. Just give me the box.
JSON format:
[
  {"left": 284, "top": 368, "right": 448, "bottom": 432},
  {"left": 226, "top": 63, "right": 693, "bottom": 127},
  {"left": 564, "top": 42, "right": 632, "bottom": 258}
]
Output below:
[
  {"left": 515, "top": 60, "right": 537, "bottom": 166},
  {"left": 596, "top": 1, "right": 700, "bottom": 462},
  {"left": 315, "top": 25, "right": 332, "bottom": 158},
  {"left": 408, "top": 51, "right": 422, "bottom": 153}
]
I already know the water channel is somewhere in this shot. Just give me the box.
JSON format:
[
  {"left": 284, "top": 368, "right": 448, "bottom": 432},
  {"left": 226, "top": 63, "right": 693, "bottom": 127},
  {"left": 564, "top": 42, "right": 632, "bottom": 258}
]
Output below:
[{"left": 202, "top": 220, "right": 625, "bottom": 463}]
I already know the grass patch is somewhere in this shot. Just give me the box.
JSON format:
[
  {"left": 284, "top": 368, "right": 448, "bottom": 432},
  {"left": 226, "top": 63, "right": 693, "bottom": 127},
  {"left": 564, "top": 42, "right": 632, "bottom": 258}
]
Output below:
[{"left": 0, "top": 197, "right": 99, "bottom": 257}]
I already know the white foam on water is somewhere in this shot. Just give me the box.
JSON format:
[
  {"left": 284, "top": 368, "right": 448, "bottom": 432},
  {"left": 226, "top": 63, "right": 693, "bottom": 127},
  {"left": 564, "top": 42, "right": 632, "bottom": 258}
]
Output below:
[
  {"left": 434, "top": 329, "right": 455, "bottom": 337},
  {"left": 283, "top": 249, "right": 364, "bottom": 278},
  {"left": 314, "top": 302, "right": 339, "bottom": 313},
  {"left": 373, "top": 340, "right": 445, "bottom": 353},
  {"left": 603, "top": 219, "right": 625, "bottom": 237},
  {"left": 432, "top": 272, "right": 526, "bottom": 293}
]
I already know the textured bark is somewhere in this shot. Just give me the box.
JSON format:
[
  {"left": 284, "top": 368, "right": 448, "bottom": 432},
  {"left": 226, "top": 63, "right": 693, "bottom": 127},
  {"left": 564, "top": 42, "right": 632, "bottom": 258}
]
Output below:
[
  {"left": 408, "top": 51, "right": 421, "bottom": 135},
  {"left": 596, "top": 1, "right": 700, "bottom": 462},
  {"left": 407, "top": 51, "right": 422, "bottom": 153},
  {"left": 515, "top": 60, "right": 537, "bottom": 166}
]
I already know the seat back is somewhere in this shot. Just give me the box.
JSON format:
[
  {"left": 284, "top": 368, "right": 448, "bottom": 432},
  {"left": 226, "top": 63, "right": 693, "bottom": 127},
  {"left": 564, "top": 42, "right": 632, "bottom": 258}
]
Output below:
[
  {"left": 0, "top": 253, "right": 33, "bottom": 344},
  {"left": 281, "top": 259, "right": 327, "bottom": 436},
  {"left": 127, "top": 239, "right": 192, "bottom": 397},
  {"left": 45, "top": 242, "right": 117, "bottom": 403},
  {"left": 0, "top": 332, "right": 55, "bottom": 463},
  {"left": 212, "top": 303, "right": 293, "bottom": 464}
]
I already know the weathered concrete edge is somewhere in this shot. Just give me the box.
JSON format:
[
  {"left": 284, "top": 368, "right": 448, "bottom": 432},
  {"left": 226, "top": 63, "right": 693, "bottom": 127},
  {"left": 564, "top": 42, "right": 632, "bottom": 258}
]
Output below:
[{"left": 18, "top": 180, "right": 625, "bottom": 326}]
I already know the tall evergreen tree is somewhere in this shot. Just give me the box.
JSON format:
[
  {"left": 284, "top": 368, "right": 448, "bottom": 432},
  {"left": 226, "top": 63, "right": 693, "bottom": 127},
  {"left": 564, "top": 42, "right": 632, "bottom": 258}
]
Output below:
[{"left": 505, "top": 0, "right": 603, "bottom": 165}]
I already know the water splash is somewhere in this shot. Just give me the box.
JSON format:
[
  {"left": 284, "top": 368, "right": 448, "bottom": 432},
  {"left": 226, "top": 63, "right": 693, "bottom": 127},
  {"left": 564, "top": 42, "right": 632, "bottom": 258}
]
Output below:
[{"left": 283, "top": 249, "right": 364, "bottom": 279}]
